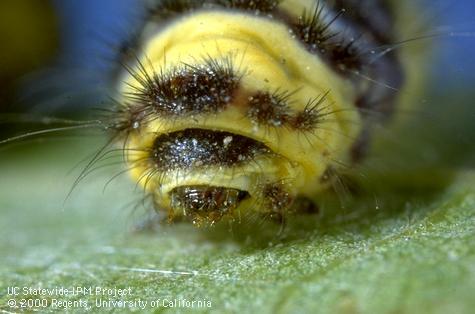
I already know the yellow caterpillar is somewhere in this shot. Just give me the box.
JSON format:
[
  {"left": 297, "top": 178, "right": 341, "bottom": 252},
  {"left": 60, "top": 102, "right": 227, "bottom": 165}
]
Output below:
[{"left": 107, "top": 0, "right": 419, "bottom": 226}]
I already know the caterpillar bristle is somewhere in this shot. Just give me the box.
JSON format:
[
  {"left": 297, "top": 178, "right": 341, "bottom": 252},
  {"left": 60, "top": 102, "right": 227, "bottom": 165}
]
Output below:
[{"left": 291, "top": 4, "right": 341, "bottom": 54}]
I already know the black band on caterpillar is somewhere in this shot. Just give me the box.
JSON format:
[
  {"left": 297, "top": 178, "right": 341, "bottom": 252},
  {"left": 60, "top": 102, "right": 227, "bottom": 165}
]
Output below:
[
  {"left": 151, "top": 129, "right": 272, "bottom": 170},
  {"left": 123, "top": 56, "right": 241, "bottom": 118}
]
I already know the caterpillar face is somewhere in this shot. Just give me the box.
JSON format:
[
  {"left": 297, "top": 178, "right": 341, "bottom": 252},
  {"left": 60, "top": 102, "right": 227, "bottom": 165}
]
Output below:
[{"left": 110, "top": 0, "right": 406, "bottom": 226}]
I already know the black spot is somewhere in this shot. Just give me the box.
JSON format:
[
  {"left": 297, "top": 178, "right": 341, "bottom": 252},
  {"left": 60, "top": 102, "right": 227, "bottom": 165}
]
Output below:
[
  {"left": 151, "top": 128, "right": 271, "bottom": 170},
  {"left": 327, "top": 37, "right": 364, "bottom": 73},
  {"left": 247, "top": 90, "right": 292, "bottom": 127},
  {"left": 290, "top": 93, "right": 329, "bottom": 131},
  {"left": 291, "top": 110, "right": 318, "bottom": 131},
  {"left": 262, "top": 182, "right": 293, "bottom": 212},
  {"left": 290, "top": 197, "right": 319, "bottom": 215}
]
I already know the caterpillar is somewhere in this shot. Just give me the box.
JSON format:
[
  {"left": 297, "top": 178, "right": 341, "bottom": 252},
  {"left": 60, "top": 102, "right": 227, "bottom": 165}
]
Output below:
[
  {"left": 2, "top": 0, "right": 470, "bottom": 228},
  {"left": 104, "top": 0, "right": 413, "bottom": 226}
]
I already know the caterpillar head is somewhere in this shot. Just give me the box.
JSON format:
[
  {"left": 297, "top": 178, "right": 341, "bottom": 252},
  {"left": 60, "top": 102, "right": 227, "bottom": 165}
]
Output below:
[{"left": 113, "top": 5, "right": 392, "bottom": 226}]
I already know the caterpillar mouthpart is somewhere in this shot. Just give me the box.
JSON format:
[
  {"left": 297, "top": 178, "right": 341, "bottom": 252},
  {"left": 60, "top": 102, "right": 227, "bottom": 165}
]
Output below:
[
  {"left": 170, "top": 185, "right": 250, "bottom": 226},
  {"left": 119, "top": 10, "right": 364, "bottom": 225}
]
